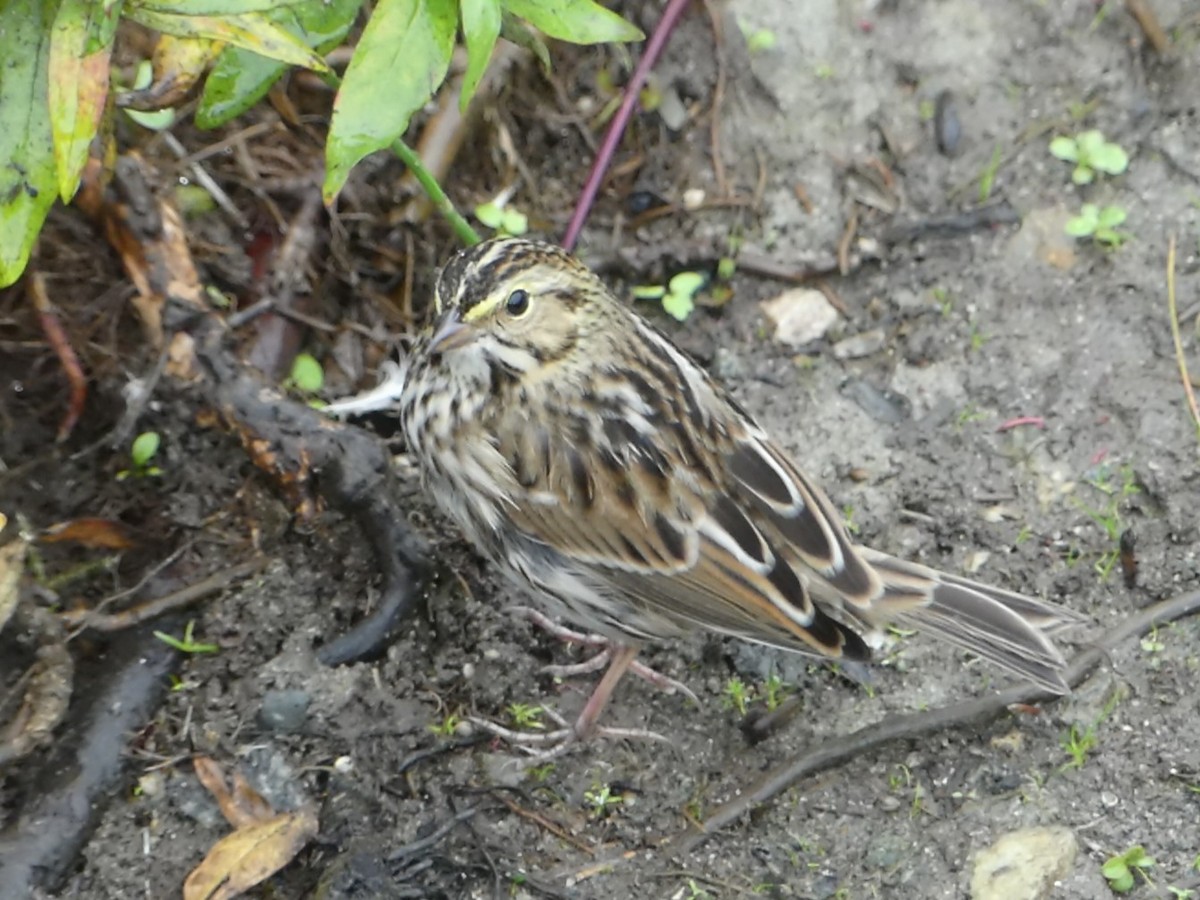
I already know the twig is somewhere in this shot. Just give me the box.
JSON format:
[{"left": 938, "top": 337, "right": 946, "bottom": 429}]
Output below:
[
  {"left": 1165, "top": 235, "right": 1200, "bottom": 442},
  {"left": 60, "top": 558, "right": 265, "bottom": 632},
  {"left": 665, "top": 589, "right": 1200, "bottom": 856},
  {"left": 494, "top": 793, "right": 596, "bottom": 856},
  {"left": 1125, "top": 0, "right": 1171, "bottom": 54},
  {"left": 562, "top": 0, "right": 694, "bottom": 251},
  {"left": 161, "top": 131, "right": 250, "bottom": 229},
  {"left": 29, "top": 272, "right": 87, "bottom": 443}
]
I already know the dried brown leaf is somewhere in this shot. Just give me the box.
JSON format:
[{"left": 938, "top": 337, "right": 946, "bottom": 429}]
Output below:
[{"left": 183, "top": 808, "right": 318, "bottom": 900}]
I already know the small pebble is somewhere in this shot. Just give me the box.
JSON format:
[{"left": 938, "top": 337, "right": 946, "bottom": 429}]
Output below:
[
  {"left": 257, "top": 689, "right": 311, "bottom": 734},
  {"left": 934, "top": 89, "right": 962, "bottom": 156}
]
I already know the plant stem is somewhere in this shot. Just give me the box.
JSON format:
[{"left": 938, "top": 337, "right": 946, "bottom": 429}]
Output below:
[
  {"left": 388, "top": 138, "right": 481, "bottom": 246},
  {"left": 319, "top": 71, "right": 480, "bottom": 246},
  {"left": 1165, "top": 234, "right": 1200, "bottom": 441},
  {"left": 561, "top": 0, "right": 693, "bottom": 251}
]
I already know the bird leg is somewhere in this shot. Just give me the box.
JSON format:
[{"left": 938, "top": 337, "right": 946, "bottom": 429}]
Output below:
[
  {"left": 512, "top": 606, "right": 699, "bottom": 704},
  {"left": 468, "top": 630, "right": 677, "bottom": 759}
]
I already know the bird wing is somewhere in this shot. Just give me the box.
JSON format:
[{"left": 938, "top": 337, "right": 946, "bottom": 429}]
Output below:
[{"left": 498, "top": 409, "right": 872, "bottom": 659}]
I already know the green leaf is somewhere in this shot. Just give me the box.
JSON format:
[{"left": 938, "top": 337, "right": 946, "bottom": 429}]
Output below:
[
  {"left": 460, "top": 0, "right": 501, "bottom": 112},
  {"left": 48, "top": 0, "right": 122, "bottom": 202},
  {"left": 668, "top": 270, "right": 706, "bottom": 297},
  {"left": 324, "top": 0, "right": 457, "bottom": 201},
  {"left": 131, "top": 431, "right": 161, "bottom": 467},
  {"left": 125, "top": 107, "right": 176, "bottom": 130},
  {"left": 500, "top": 207, "right": 527, "bottom": 235},
  {"left": 133, "top": 0, "right": 288, "bottom": 12},
  {"left": 502, "top": 0, "right": 643, "bottom": 44},
  {"left": 1065, "top": 205, "right": 1098, "bottom": 237},
  {"left": 1096, "top": 205, "right": 1127, "bottom": 228},
  {"left": 124, "top": 8, "right": 332, "bottom": 73},
  {"left": 474, "top": 201, "right": 504, "bottom": 228},
  {"left": 197, "top": 0, "right": 363, "bottom": 129},
  {"left": 1071, "top": 163, "right": 1094, "bottom": 185},
  {"left": 1091, "top": 142, "right": 1128, "bottom": 175},
  {"left": 499, "top": 11, "right": 551, "bottom": 70},
  {"left": 0, "top": 0, "right": 59, "bottom": 288},
  {"left": 632, "top": 284, "right": 666, "bottom": 300},
  {"left": 662, "top": 290, "right": 694, "bottom": 322},
  {"left": 290, "top": 352, "right": 324, "bottom": 393},
  {"left": 1048, "top": 136, "right": 1079, "bottom": 162},
  {"left": 1075, "top": 129, "right": 1105, "bottom": 159}
]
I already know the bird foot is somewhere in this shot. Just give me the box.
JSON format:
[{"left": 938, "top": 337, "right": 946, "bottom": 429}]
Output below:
[
  {"left": 467, "top": 706, "right": 669, "bottom": 761},
  {"left": 511, "top": 606, "right": 699, "bottom": 705}
]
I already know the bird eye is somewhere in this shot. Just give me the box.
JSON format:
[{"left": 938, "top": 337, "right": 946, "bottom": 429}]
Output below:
[{"left": 505, "top": 289, "right": 530, "bottom": 317}]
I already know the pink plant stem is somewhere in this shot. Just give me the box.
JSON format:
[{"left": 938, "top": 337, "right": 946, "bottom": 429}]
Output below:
[{"left": 561, "top": 0, "right": 693, "bottom": 251}]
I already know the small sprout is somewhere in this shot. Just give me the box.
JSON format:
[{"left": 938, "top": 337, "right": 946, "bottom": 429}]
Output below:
[
  {"left": 977, "top": 144, "right": 1003, "bottom": 203},
  {"left": 506, "top": 702, "right": 544, "bottom": 730},
  {"left": 738, "top": 19, "right": 776, "bottom": 53},
  {"left": 117, "top": 431, "right": 163, "bottom": 480},
  {"left": 474, "top": 199, "right": 528, "bottom": 237},
  {"left": 1167, "top": 887, "right": 1195, "bottom": 899},
  {"left": 722, "top": 677, "right": 750, "bottom": 715},
  {"left": 842, "top": 504, "right": 859, "bottom": 535},
  {"left": 716, "top": 256, "right": 737, "bottom": 281},
  {"left": 1049, "top": 130, "right": 1129, "bottom": 184},
  {"left": 527, "top": 762, "right": 555, "bottom": 782},
  {"left": 289, "top": 353, "right": 325, "bottom": 394},
  {"left": 813, "top": 62, "right": 834, "bottom": 79},
  {"left": 583, "top": 782, "right": 623, "bottom": 817},
  {"left": 428, "top": 712, "right": 461, "bottom": 737},
  {"left": 633, "top": 271, "right": 708, "bottom": 322},
  {"left": 1060, "top": 723, "right": 1097, "bottom": 769},
  {"left": 763, "top": 674, "right": 788, "bottom": 711},
  {"left": 1101, "top": 845, "right": 1155, "bottom": 893},
  {"left": 1065, "top": 203, "right": 1129, "bottom": 248},
  {"left": 154, "top": 620, "right": 219, "bottom": 654}
]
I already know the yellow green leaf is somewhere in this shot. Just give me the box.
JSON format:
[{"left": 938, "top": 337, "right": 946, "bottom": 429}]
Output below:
[
  {"left": 0, "top": 0, "right": 59, "bottom": 287},
  {"left": 48, "top": 0, "right": 122, "bottom": 201},
  {"left": 124, "top": 8, "right": 331, "bottom": 73}
]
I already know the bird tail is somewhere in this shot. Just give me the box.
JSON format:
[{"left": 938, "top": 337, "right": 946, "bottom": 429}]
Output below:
[{"left": 858, "top": 549, "right": 1086, "bottom": 694}]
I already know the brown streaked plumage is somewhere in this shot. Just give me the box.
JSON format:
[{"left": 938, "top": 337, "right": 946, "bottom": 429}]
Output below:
[{"left": 394, "top": 237, "right": 1084, "bottom": 747}]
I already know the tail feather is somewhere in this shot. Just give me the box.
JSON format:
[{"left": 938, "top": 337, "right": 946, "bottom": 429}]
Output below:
[{"left": 860, "top": 550, "right": 1085, "bottom": 694}]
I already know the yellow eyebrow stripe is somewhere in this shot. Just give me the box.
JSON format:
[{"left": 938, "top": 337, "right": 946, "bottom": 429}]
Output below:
[{"left": 463, "top": 293, "right": 503, "bottom": 323}]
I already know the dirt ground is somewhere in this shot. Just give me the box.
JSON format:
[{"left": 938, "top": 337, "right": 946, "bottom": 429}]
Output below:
[{"left": 3, "top": 1, "right": 1200, "bottom": 898}]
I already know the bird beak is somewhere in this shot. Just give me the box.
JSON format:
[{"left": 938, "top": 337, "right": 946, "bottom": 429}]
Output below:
[{"left": 428, "top": 309, "right": 476, "bottom": 354}]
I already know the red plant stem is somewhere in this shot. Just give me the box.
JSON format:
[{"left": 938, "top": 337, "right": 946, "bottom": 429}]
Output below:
[{"left": 561, "top": 0, "right": 693, "bottom": 251}]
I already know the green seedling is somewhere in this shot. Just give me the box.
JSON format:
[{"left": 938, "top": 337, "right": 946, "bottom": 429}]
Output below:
[
  {"left": 287, "top": 352, "right": 325, "bottom": 393},
  {"left": 474, "top": 200, "right": 528, "bottom": 237},
  {"left": 842, "top": 505, "right": 860, "bottom": 536},
  {"left": 762, "top": 674, "right": 788, "bottom": 711},
  {"left": 1166, "top": 887, "right": 1194, "bottom": 899},
  {"left": 1065, "top": 203, "right": 1129, "bottom": 247},
  {"left": 1060, "top": 723, "right": 1097, "bottom": 769},
  {"left": 427, "top": 711, "right": 461, "bottom": 737},
  {"left": 633, "top": 270, "right": 708, "bottom": 322},
  {"left": 506, "top": 702, "right": 544, "bottom": 730},
  {"left": 721, "top": 676, "right": 750, "bottom": 715},
  {"left": 738, "top": 19, "right": 776, "bottom": 52},
  {"left": 978, "top": 144, "right": 1003, "bottom": 203},
  {"left": 117, "top": 431, "right": 163, "bottom": 480},
  {"left": 154, "top": 620, "right": 218, "bottom": 654},
  {"left": 583, "top": 782, "right": 623, "bottom": 817},
  {"left": 1101, "top": 845, "right": 1155, "bottom": 892},
  {"left": 1050, "top": 130, "right": 1129, "bottom": 184}
]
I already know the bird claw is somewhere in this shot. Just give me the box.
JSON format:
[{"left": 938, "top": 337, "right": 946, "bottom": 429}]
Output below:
[
  {"left": 466, "top": 711, "right": 669, "bottom": 761},
  {"left": 513, "top": 606, "right": 700, "bottom": 705}
]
